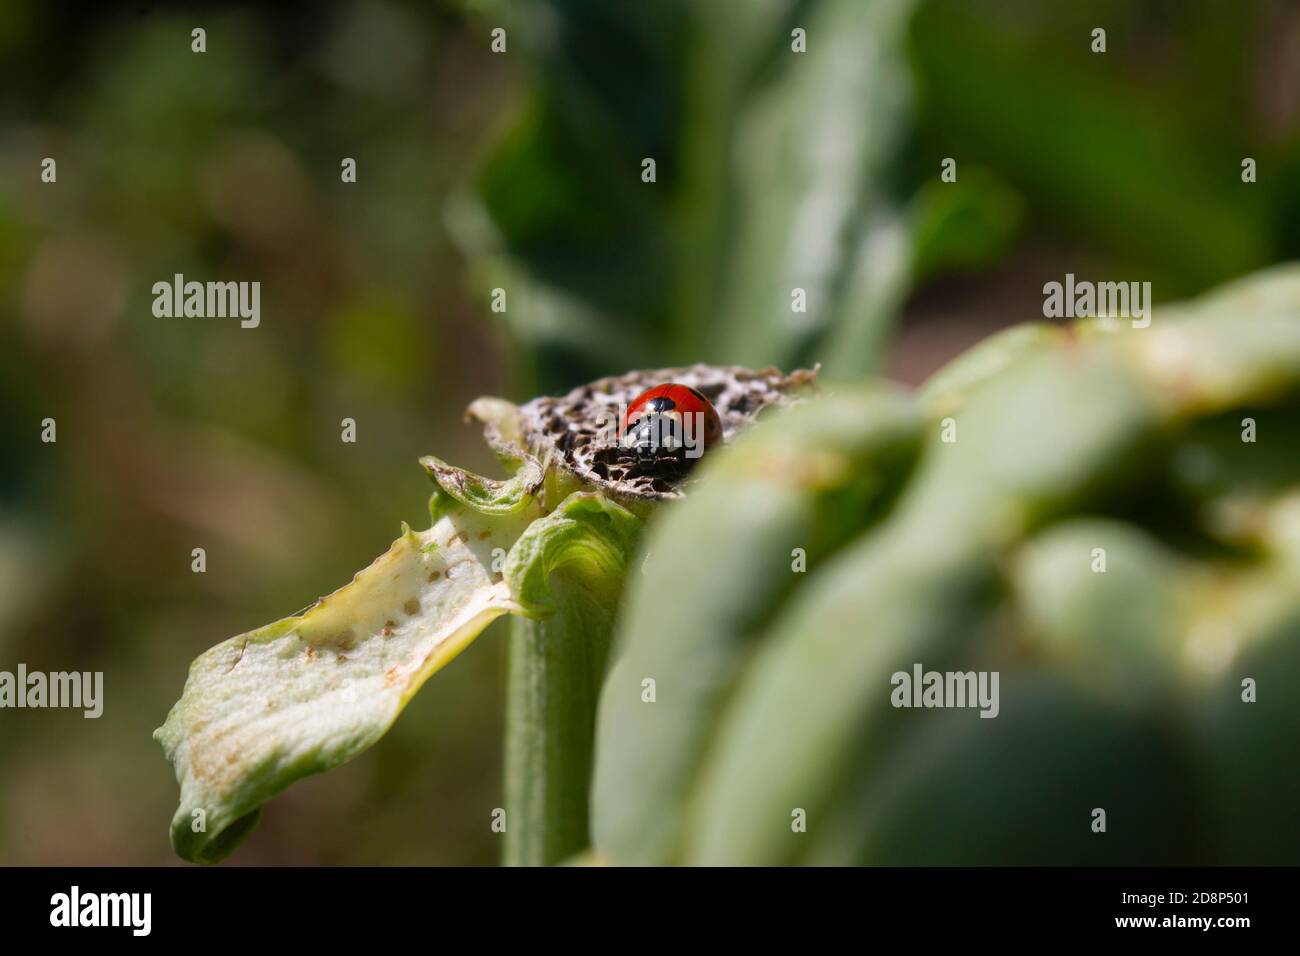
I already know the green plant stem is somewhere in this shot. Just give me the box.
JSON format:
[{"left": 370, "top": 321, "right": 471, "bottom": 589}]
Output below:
[{"left": 503, "top": 587, "right": 615, "bottom": 866}]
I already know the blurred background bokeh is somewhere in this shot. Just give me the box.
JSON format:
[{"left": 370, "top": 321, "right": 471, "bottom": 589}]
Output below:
[{"left": 1, "top": 0, "right": 1298, "bottom": 864}]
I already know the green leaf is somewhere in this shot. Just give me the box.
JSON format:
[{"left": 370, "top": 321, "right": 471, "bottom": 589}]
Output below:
[
  {"left": 808, "top": 674, "right": 1198, "bottom": 865},
  {"left": 918, "top": 322, "right": 1064, "bottom": 419},
  {"left": 1192, "top": 552, "right": 1300, "bottom": 863},
  {"left": 1012, "top": 518, "right": 1186, "bottom": 701},
  {"left": 506, "top": 492, "right": 642, "bottom": 618},
  {"left": 156, "top": 465, "right": 542, "bottom": 865},
  {"left": 710, "top": 0, "right": 917, "bottom": 376},
  {"left": 909, "top": 0, "right": 1276, "bottom": 295},
  {"left": 683, "top": 517, "right": 1000, "bottom": 865},
  {"left": 592, "top": 387, "right": 922, "bottom": 864},
  {"left": 456, "top": 0, "right": 933, "bottom": 386},
  {"left": 677, "top": 340, "right": 1180, "bottom": 863},
  {"left": 421, "top": 453, "right": 543, "bottom": 517},
  {"left": 500, "top": 492, "right": 643, "bottom": 866},
  {"left": 907, "top": 169, "right": 1025, "bottom": 285},
  {"left": 594, "top": 271, "right": 1300, "bottom": 865}
]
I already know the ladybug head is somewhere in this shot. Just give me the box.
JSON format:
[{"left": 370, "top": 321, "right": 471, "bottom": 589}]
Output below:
[
  {"left": 624, "top": 412, "right": 679, "bottom": 462},
  {"left": 620, "top": 383, "right": 723, "bottom": 465}
]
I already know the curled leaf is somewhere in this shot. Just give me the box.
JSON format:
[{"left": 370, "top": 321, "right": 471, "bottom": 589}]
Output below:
[
  {"left": 506, "top": 492, "right": 643, "bottom": 619},
  {"left": 421, "top": 454, "right": 544, "bottom": 517}
]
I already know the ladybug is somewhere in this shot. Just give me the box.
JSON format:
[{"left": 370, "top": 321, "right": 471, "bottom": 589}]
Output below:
[{"left": 620, "top": 383, "right": 722, "bottom": 463}]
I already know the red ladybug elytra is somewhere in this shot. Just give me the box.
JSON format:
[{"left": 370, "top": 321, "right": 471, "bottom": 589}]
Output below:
[{"left": 620, "top": 383, "right": 722, "bottom": 463}]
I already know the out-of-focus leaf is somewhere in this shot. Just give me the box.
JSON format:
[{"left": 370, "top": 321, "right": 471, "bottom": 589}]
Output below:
[
  {"left": 708, "top": 0, "right": 915, "bottom": 376},
  {"left": 458, "top": 0, "right": 976, "bottom": 391},
  {"left": 592, "top": 387, "right": 922, "bottom": 864},
  {"left": 808, "top": 674, "right": 1198, "bottom": 865},
  {"left": 918, "top": 322, "right": 1063, "bottom": 418},
  {"left": 909, "top": 0, "right": 1276, "bottom": 294},
  {"left": 466, "top": 255, "right": 654, "bottom": 389},
  {"left": 907, "top": 169, "right": 1025, "bottom": 284},
  {"left": 593, "top": 270, "right": 1300, "bottom": 866},
  {"left": 1192, "top": 496, "right": 1300, "bottom": 863},
  {"left": 1170, "top": 406, "right": 1300, "bottom": 510},
  {"left": 684, "top": 520, "right": 998, "bottom": 865},
  {"left": 1013, "top": 519, "right": 1186, "bottom": 702},
  {"left": 457, "top": 2, "right": 685, "bottom": 390}
]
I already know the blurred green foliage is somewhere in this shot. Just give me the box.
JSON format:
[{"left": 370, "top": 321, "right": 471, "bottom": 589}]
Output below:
[
  {"left": 461, "top": 0, "right": 1020, "bottom": 388},
  {"left": 595, "top": 274, "right": 1300, "bottom": 865},
  {"left": 1, "top": 0, "right": 1298, "bottom": 864},
  {"left": 1, "top": 1, "right": 515, "bottom": 865},
  {"left": 460, "top": 0, "right": 1300, "bottom": 391}
]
